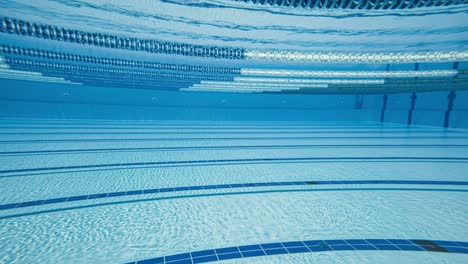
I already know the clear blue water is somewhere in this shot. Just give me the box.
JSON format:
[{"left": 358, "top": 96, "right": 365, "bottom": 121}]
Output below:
[{"left": 0, "top": 1, "right": 468, "bottom": 263}]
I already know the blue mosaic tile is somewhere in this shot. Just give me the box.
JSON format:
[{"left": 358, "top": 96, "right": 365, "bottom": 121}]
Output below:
[
  {"left": 166, "top": 259, "right": 192, "bottom": 264},
  {"left": 18, "top": 200, "right": 45, "bottom": 206},
  {"left": 191, "top": 250, "right": 216, "bottom": 258},
  {"left": 42, "top": 198, "right": 68, "bottom": 204},
  {"left": 412, "top": 240, "right": 449, "bottom": 252},
  {"left": 325, "top": 240, "right": 348, "bottom": 245},
  {"left": 329, "top": 244, "right": 355, "bottom": 251},
  {"left": 127, "top": 238, "right": 468, "bottom": 263},
  {"left": 192, "top": 255, "right": 218, "bottom": 263},
  {"left": 302, "top": 240, "right": 322, "bottom": 247},
  {"left": 87, "top": 194, "right": 108, "bottom": 199},
  {"left": 395, "top": 245, "right": 424, "bottom": 251},
  {"left": 456, "top": 242, "right": 468, "bottom": 247},
  {"left": 126, "top": 190, "right": 143, "bottom": 196},
  {"left": 201, "top": 185, "right": 219, "bottom": 190},
  {"left": 434, "top": 241, "right": 463, "bottom": 247},
  {"left": 241, "top": 250, "right": 266, "bottom": 257},
  {"left": 107, "top": 191, "right": 126, "bottom": 197},
  {"left": 66, "top": 195, "right": 89, "bottom": 201},
  {"left": 159, "top": 188, "right": 175, "bottom": 193},
  {"left": 351, "top": 244, "right": 377, "bottom": 250},
  {"left": 307, "top": 245, "right": 329, "bottom": 252},
  {"left": 136, "top": 257, "right": 164, "bottom": 264},
  {"left": 282, "top": 241, "right": 305, "bottom": 247},
  {"left": 215, "top": 184, "right": 231, "bottom": 188},
  {"left": 215, "top": 247, "right": 239, "bottom": 254},
  {"left": 317, "top": 181, "right": 335, "bottom": 184},
  {"left": 373, "top": 244, "right": 400, "bottom": 250},
  {"left": 165, "top": 253, "right": 191, "bottom": 262},
  {"left": 143, "top": 189, "right": 159, "bottom": 194},
  {"left": 346, "top": 239, "right": 370, "bottom": 245},
  {"left": 173, "top": 187, "right": 190, "bottom": 191},
  {"left": 252, "top": 183, "right": 272, "bottom": 187},
  {"left": 268, "top": 182, "right": 283, "bottom": 186},
  {"left": 387, "top": 239, "right": 414, "bottom": 245},
  {"left": 264, "top": 248, "right": 288, "bottom": 255},
  {"left": 339, "top": 180, "right": 363, "bottom": 184},
  {"left": 239, "top": 244, "right": 262, "bottom": 251},
  {"left": 286, "top": 246, "right": 311, "bottom": 253},
  {"left": 290, "top": 181, "right": 309, "bottom": 185},
  {"left": 445, "top": 247, "right": 468, "bottom": 254},
  {"left": 217, "top": 252, "right": 242, "bottom": 260},
  {"left": 366, "top": 239, "right": 391, "bottom": 245},
  {"left": 261, "top": 243, "right": 284, "bottom": 249}
]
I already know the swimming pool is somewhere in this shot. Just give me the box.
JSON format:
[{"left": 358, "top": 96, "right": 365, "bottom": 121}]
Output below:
[{"left": 1, "top": 0, "right": 468, "bottom": 263}]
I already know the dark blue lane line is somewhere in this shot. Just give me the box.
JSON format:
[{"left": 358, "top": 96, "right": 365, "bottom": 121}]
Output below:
[
  {"left": 0, "top": 125, "right": 413, "bottom": 129},
  {"left": 444, "top": 89, "right": 457, "bottom": 128},
  {"left": 0, "top": 125, "right": 415, "bottom": 129},
  {"left": 380, "top": 94, "right": 388, "bottom": 122},
  {"left": 5, "top": 160, "right": 466, "bottom": 179},
  {"left": 127, "top": 239, "right": 468, "bottom": 264},
  {"left": 0, "top": 124, "right": 450, "bottom": 129},
  {"left": 0, "top": 130, "right": 464, "bottom": 135},
  {"left": 0, "top": 157, "right": 468, "bottom": 175},
  {"left": 1, "top": 157, "right": 468, "bottom": 175},
  {"left": 1, "top": 180, "right": 466, "bottom": 211},
  {"left": 1, "top": 188, "right": 467, "bottom": 220},
  {"left": 2, "top": 144, "right": 468, "bottom": 156},
  {"left": 2, "top": 136, "right": 468, "bottom": 144}
]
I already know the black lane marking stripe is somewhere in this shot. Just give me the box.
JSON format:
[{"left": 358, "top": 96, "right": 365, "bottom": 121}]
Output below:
[
  {"left": 0, "top": 126, "right": 449, "bottom": 130},
  {"left": 1, "top": 188, "right": 467, "bottom": 220},
  {"left": 1, "top": 144, "right": 467, "bottom": 155},
  {"left": 1, "top": 136, "right": 468, "bottom": 143},
  {"left": 0, "top": 130, "right": 463, "bottom": 135},
  {"left": 1, "top": 157, "right": 468, "bottom": 175},
  {"left": 1, "top": 180, "right": 466, "bottom": 211}
]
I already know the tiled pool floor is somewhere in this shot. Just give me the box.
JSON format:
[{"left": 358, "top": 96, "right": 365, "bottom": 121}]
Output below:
[{"left": 0, "top": 120, "right": 467, "bottom": 263}]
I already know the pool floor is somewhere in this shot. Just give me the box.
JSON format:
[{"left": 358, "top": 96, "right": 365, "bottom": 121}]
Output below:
[{"left": 0, "top": 119, "right": 467, "bottom": 263}]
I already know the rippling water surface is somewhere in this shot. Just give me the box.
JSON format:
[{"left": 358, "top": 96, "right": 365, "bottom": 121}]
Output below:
[{"left": 1, "top": 0, "right": 467, "bottom": 52}]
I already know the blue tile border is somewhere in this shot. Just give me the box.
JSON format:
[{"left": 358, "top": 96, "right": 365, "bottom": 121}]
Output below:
[
  {"left": 1, "top": 180, "right": 467, "bottom": 211},
  {"left": 126, "top": 239, "right": 468, "bottom": 264}
]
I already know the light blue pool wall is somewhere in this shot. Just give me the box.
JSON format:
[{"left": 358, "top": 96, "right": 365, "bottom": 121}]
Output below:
[
  {"left": 0, "top": 79, "right": 381, "bottom": 122},
  {"left": 385, "top": 90, "right": 468, "bottom": 128},
  {"left": 1, "top": 79, "right": 467, "bottom": 128}
]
